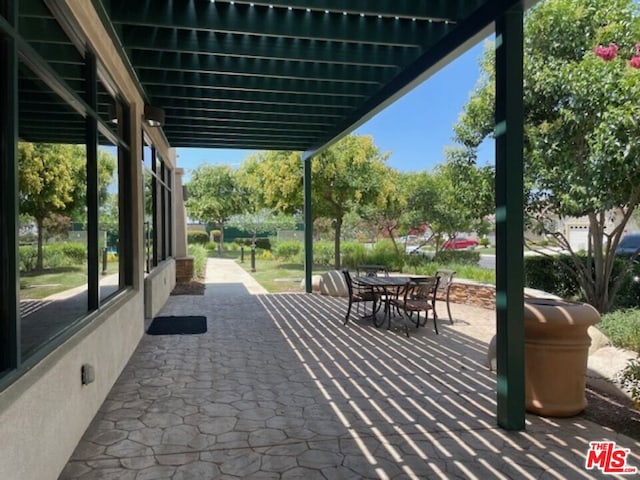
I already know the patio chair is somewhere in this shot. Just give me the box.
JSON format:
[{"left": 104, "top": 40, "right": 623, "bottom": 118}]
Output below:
[
  {"left": 435, "top": 269, "right": 456, "bottom": 324},
  {"left": 342, "top": 269, "right": 377, "bottom": 325},
  {"left": 390, "top": 276, "right": 441, "bottom": 335}
]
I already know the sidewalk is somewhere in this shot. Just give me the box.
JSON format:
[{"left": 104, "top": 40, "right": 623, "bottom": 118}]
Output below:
[{"left": 59, "top": 258, "right": 640, "bottom": 479}]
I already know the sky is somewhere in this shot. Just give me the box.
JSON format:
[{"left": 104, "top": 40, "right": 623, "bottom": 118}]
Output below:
[{"left": 175, "top": 39, "right": 494, "bottom": 177}]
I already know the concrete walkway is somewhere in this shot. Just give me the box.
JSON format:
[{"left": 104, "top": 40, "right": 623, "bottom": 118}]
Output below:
[{"left": 59, "top": 259, "right": 640, "bottom": 479}]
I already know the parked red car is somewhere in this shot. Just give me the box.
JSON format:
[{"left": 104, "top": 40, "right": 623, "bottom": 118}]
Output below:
[{"left": 442, "top": 237, "right": 479, "bottom": 250}]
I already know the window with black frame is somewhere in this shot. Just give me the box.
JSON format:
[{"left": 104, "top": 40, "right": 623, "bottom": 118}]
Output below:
[
  {"left": 0, "top": 0, "right": 132, "bottom": 379},
  {"left": 142, "top": 140, "right": 172, "bottom": 274}
]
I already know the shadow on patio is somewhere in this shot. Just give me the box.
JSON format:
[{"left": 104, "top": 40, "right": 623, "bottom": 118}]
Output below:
[{"left": 59, "top": 266, "right": 640, "bottom": 479}]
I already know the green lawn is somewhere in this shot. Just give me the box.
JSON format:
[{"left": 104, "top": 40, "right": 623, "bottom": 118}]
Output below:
[
  {"left": 20, "top": 263, "right": 119, "bottom": 299},
  {"left": 236, "top": 257, "right": 330, "bottom": 293}
]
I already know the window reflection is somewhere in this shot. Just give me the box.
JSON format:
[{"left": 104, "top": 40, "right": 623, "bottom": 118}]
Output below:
[
  {"left": 18, "top": 61, "right": 88, "bottom": 357},
  {"left": 98, "top": 134, "right": 119, "bottom": 304}
]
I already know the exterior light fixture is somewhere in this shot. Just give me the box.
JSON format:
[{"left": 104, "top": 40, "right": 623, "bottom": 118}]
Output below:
[
  {"left": 144, "top": 105, "right": 165, "bottom": 127},
  {"left": 108, "top": 103, "right": 118, "bottom": 124}
]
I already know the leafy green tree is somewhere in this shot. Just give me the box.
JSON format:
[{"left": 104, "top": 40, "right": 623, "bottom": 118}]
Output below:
[
  {"left": 358, "top": 168, "right": 408, "bottom": 254},
  {"left": 227, "top": 208, "right": 296, "bottom": 259},
  {"left": 312, "top": 135, "right": 390, "bottom": 268},
  {"left": 238, "top": 134, "right": 391, "bottom": 269},
  {"left": 185, "top": 164, "right": 243, "bottom": 254},
  {"left": 454, "top": 0, "right": 640, "bottom": 312},
  {"left": 236, "top": 151, "right": 302, "bottom": 214},
  {"left": 18, "top": 142, "right": 86, "bottom": 270}
]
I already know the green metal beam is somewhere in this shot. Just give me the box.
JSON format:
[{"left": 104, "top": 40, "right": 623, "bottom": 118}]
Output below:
[
  {"left": 163, "top": 103, "right": 345, "bottom": 119},
  {"left": 151, "top": 96, "right": 354, "bottom": 111},
  {"left": 303, "top": 157, "right": 313, "bottom": 293},
  {"left": 163, "top": 122, "right": 324, "bottom": 135},
  {"left": 494, "top": 3, "right": 525, "bottom": 431},
  {"left": 146, "top": 83, "right": 364, "bottom": 110},
  {"left": 212, "top": 0, "right": 468, "bottom": 21},
  {"left": 141, "top": 75, "right": 370, "bottom": 100},
  {"left": 109, "top": 1, "right": 450, "bottom": 48},
  {"left": 122, "top": 27, "right": 419, "bottom": 68},
  {"left": 129, "top": 50, "right": 390, "bottom": 85}
]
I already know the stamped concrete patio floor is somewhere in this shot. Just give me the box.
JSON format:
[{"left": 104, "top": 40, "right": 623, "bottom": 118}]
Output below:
[{"left": 60, "top": 259, "right": 640, "bottom": 479}]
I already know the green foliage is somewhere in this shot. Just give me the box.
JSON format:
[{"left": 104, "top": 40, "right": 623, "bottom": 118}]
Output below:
[
  {"left": 434, "top": 250, "right": 481, "bottom": 266},
  {"left": 361, "top": 240, "right": 406, "bottom": 272},
  {"left": 210, "top": 230, "right": 221, "bottom": 242},
  {"left": 454, "top": 0, "right": 640, "bottom": 312},
  {"left": 408, "top": 262, "right": 496, "bottom": 284},
  {"left": 187, "top": 244, "right": 208, "bottom": 279},
  {"left": 205, "top": 242, "right": 218, "bottom": 251},
  {"left": 340, "top": 242, "right": 368, "bottom": 268},
  {"left": 313, "top": 241, "right": 335, "bottom": 266},
  {"left": 19, "top": 246, "right": 38, "bottom": 272},
  {"left": 234, "top": 237, "right": 272, "bottom": 250},
  {"left": 617, "top": 358, "right": 640, "bottom": 406},
  {"left": 479, "top": 237, "right": 490, "bottom": 248},
  {"left": 524, "top": 255, "right": 581, "bottom": 298},
  {"left": 599, "top": 309, "right": 640, "bottom": 353},
  {"left": 19, "top": 242, "right": 87, "bottom": 272},
  {"left": 227, "top": 209, "right": 295, "bottom": 247},
  {"left": 56, "top": 242, "right": 87, "bottom": 264},
  {"left": 273, "top": 240, "right": 302, "bottom": 262},
  {"left": 187, "top": 230, "right": 209, "bottom": 245}
]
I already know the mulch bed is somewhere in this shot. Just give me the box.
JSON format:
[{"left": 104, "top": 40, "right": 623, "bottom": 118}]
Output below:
[
  {"left": 581, "top": 385, "right": 640, "bottom": 441},
  {"left": 170, "top": 280, "right": 205, "bottom": 296}
]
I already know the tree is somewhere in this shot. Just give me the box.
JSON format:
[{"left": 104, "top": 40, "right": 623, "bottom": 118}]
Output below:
[
  {"left": 237, "top": 134, "right": 391, "bottom": 269},
  {"left": 18, "top": 142, "right": 85, "bottom": 270},
  {"left": 227, "top": 208, "right": 296, "bottom": 268},
  {"left": 185, "top": 164, "right": 243, "bottom": 254},
  {"left": 403, "top": 158, "right": 493, "bottom": 253},
  {"left": 358, "top": 168, "right": 408, "bottom": 254},
  {"left": 454, "top": 0, "right": 640, "bottom": 312}
]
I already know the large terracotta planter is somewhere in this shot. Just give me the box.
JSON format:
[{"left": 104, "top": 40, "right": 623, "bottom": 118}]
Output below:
[{"left": 524, "top": 298, "right": 600, "bottom": 417}]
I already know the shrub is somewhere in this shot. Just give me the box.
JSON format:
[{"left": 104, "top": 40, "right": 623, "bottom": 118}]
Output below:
[
  {"left": 617, "top": 358, "right": 640, "bottom": 407},
  {"left": 59, "top": 242, "right": 86, "bottom": 264},
  {"left": 274, "top": 240, "right": 302, "bottom": 262},
  {"left": 341, "top": 242, "right": 367, "bottom": 268},
  {"left": 205, "top": 241, "right": 218, "bottom": 251},
  {"left": 261, "top": 250, "right": 273, "bottom": 260},
  {"left": 363, "top": 240, "right": 405, "bottom": 272},
  {"left": 235, "top": 238, "right": 271, "bottom": 250},
  {"left": 313, "top": 241, "right": 334, "bottom": 266},
  {"left": 434, "top": 250, "right": 480, "bottom": 266},
  {"left": 187, "top": 244, "right": 208, "bottom": 279},
  {"left": 19, "top": 245, "right": 38, "bottom": 272},
  {"left": 479, "top": 237, "right": 490, "bottom": 248},
  {"left": 187, "top": 230, "right": 208, "bottom": 245},
  {"left": 524, "top": 255, "right": 580, "bottom": 299},
  {"left": 210, "top": 229, "right": 221, "bottom": 242},
  {"left": 598, "top": 309, "right": 640, "bottom": 353}
]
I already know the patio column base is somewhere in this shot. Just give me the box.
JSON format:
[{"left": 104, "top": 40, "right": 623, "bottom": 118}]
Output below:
[{"left": 176, "top": 256, "right": 194, "bottom": 284}]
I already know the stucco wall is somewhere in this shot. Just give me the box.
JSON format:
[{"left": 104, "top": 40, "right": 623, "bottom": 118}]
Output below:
[
  {"left": 0, "top": 290, "right": 144, "bottom": 480},
  {"left": 144, "top": 259, "right": 176, "bottom": 318}
]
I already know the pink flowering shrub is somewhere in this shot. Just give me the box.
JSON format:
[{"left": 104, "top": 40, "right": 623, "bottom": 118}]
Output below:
[
  {"left": 594, "top": 43, "right": 619, "bottom": 60},
  {"left": 594, "top": 42, "right": 640, "bottom": 69}
]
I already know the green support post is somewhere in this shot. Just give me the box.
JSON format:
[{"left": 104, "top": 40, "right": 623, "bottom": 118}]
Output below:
[
  {"left": 495, "top": 3, "right": 525, "bottom": 431},
  {"left": 303, "top": 157, "right": 312, "bottom": 293}
]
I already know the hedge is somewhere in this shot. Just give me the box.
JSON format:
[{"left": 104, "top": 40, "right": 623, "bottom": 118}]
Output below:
[{"left": 187, "top": 230, "right": 209, "bottom": 245}]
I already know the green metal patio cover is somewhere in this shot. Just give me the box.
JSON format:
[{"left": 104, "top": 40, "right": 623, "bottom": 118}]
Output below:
[{"left": 94, "top": 0, "right": 536, "bottom": 158}]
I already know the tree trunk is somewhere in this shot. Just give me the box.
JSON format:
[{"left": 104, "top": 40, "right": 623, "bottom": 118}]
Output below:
[
  {"left": 334, "top": 216, "right": 342, "bottom": 269},
  {"left": 218, "top": 221, "right": 224, "bottom": 257},
  {"left": 36, "top": 217, "right": 44, "bottom": 271}
]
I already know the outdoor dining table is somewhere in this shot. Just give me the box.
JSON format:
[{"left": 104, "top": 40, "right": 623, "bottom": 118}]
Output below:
[{"left": 353, "top": 275, "right": 428, "bottom": 329}]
